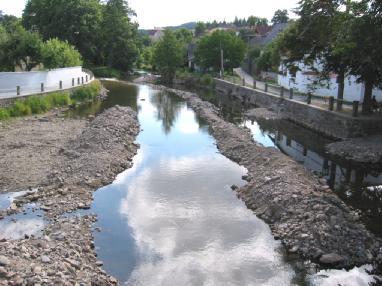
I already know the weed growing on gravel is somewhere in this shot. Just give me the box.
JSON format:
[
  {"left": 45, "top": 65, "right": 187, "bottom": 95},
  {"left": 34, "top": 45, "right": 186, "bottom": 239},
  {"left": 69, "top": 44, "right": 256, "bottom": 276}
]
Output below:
[{"left": 0, "top": 108, "right": 10, "bottom": 120}]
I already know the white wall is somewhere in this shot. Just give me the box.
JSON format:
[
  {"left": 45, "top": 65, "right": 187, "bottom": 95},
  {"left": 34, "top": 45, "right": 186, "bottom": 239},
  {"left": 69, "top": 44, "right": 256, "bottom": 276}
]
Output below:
[
  {"left": 0, "top": 66, "right": 92, "bottom": 98},
  {"left": 278, "top": 62, "right": 382, "bottom": 103}
]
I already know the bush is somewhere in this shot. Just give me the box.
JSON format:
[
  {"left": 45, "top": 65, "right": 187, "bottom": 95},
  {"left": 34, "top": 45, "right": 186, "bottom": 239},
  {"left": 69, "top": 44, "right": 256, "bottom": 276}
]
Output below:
[
  {"left": 71, "top": 80, "right": 101, "bottom": 101},
  {"left": 10, "top": 101, "right": 32, "bottom": 117},
  {"left": 199, "top": 74, "right": 214, "bottom": 86},
  {"left": 0, "top": 108, "right": 10, "bottom": 120},
  {"left": 24, "top": 96, "right": 51, "bottom": 114},
  {"left": 46, "top": 92, "right": 71, "bottom": 107},
  {"left": 91, "top": 66, "right": 121, "bottom": 78}
]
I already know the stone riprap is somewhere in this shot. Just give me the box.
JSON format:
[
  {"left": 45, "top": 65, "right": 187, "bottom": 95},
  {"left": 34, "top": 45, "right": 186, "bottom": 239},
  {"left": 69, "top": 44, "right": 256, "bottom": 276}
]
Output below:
[{"left": 0, "top": 106, "right": 140, "bottom": 285}]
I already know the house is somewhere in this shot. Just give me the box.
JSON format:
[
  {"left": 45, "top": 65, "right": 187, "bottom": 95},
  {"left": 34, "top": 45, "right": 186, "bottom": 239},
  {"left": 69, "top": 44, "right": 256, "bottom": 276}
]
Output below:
[
  {"left": 278, "top": 60, "right": 382, "bottom": 102},
  {"left": 249, "top": 23, "right": 289, "bottom": 48},
  {"left": 147, "top": 28, "right": 165, "bottom": 42}
]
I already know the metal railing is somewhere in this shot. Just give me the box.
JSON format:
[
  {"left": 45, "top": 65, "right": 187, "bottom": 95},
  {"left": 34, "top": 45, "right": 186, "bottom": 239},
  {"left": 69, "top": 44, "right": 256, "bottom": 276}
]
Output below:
[{"left": 223, "top": 76, "right": 364, "bottom": 117}]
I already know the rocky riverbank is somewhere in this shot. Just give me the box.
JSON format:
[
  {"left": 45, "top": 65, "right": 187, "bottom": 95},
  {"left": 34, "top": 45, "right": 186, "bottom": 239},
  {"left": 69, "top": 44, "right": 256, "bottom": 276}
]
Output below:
[
  {"left": 0, "top": 105, "right": 140, "bottom": 285},
  {"left": 326, "top": 135, "right": 382, "bottom": 166},
  {"left": 152, "top": 84, "right": 382, "bottom": 272}
]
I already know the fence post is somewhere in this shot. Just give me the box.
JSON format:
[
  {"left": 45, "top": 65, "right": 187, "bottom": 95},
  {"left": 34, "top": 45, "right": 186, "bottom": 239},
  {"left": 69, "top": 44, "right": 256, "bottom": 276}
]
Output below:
[
  {"left": 289, "top": 88, "right": 294, "bottom": 99},
  {"left": 72, "top": 78, "right": 75, "bottom": 87},
  {"left": 280, "top": 86, "right": 284, "bottom": 97},
  {"left": 41, "top": 83, "right": 44, "bottom": 92},
  {"left": 78, "top": 77, "right": 80, "bottom": 85},
  {"left": 307, "top": 92, "right": 312, "bottom": 104},
  {"left": 329, "top": 96, "right": 334, "bottom": 111},
  {"left": 86, "top": 75, "right": 88, "bottom": 82},
  {"left": 265, "top": 83, "right": 268, "bottom": 93},
  {"left": 352, "top": 101, "right": 359, "bottom": 117},
  {"left": 242, "top": 78, "right": 245, "bottom": 86},
  {"left": 253, "top": 79, "right": 256, "bottom": 89},
  {"left": 17, "top": 86, "right": 20, "bottom": 96},
  {"left": 82, "top": 77, "right": 84, "bottom": 84},
  {"left": 59, "top": 80, "right": 63, "bottom": 89}
]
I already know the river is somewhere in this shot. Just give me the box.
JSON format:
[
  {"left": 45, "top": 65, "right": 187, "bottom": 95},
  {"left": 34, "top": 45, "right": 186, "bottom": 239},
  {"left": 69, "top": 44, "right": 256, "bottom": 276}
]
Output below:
[{"left": 67, "top": 80, "right": 378, "bottom": 285}]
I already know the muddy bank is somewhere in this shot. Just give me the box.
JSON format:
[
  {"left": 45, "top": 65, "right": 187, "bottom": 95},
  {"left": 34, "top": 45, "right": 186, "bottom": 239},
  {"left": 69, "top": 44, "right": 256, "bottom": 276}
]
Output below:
[
  {"left": 0, "top": 106, "right": 140, "bottom": 285},
  {"left": 326, "top": 135, "right": 382, "bottom": 166},
  {"left": 153, "top": 84, "right": 382, "bottom": 271}
]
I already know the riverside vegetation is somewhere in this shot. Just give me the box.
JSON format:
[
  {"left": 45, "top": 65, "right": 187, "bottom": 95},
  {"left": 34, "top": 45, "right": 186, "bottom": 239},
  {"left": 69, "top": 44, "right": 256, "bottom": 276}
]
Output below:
[{"left": 0, "top": 80, "right": 102, "bottom": 120}]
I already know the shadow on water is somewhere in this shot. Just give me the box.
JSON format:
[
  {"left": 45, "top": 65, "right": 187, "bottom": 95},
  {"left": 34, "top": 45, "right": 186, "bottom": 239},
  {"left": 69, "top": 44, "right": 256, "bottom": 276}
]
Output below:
[{"left": 195, "top": 88, "right": 382, "bottom": 238}]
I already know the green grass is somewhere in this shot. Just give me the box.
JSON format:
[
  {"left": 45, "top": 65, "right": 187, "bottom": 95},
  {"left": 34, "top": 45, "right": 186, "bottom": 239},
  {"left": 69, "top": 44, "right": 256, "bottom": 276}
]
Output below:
[{"left": 0, "top": 80, "right": 102, "bottom": 121}]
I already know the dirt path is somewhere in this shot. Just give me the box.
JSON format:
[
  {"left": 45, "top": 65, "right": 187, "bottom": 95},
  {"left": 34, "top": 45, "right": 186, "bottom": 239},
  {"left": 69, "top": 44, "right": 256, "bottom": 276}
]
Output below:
[
  {"left": 154, "top": 84, "right": 382, "bottom": 272},
  {"left": 0, "top": 106, "right": 140, "bottom": 285}
]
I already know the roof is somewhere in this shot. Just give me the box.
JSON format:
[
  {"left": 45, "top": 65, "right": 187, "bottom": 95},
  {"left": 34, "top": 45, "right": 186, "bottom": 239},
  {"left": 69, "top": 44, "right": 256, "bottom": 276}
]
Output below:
[{"left": 249, "top": 23, "right": 289, "bottom": 47}]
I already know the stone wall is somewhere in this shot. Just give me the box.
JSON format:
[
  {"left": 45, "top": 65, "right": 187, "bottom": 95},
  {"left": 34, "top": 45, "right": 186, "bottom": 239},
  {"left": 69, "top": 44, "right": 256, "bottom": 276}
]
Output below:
[{"left": 215, "top": 79, "right": 382, "bottom": 139}]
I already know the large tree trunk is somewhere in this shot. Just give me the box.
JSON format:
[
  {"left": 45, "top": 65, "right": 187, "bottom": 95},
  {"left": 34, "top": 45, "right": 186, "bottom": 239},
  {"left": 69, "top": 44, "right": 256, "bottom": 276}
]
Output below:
[
  {"left": 362, "top": 80, "right": 373, "bottom": 114},
  {"left": 336, "top": 72, "right": 345, "bottom": 111}
]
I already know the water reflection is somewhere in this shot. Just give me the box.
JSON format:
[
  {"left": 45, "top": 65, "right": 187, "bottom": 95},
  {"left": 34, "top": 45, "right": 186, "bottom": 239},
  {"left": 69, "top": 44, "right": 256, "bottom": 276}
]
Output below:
[
  {"left": 90, "top": 84, "right": 296, "bottom": 285},
  {"left": 197, "top": 89, "right": 382, "bottom": 237},
  {"left": 0, "top": 204, "right": 44, "bottom": 240},
  {"left": 0, "top": 189, "right": 37, "bottom": 211}
]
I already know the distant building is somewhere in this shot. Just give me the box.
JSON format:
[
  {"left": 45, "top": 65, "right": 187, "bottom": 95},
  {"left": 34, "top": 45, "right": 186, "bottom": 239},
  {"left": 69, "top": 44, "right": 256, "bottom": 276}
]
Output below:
[
  {"left": 278, "top": 60, "right": 382, "bottom": 102},
  {"left": 249, "top": 23, "right": 289, "bottom": 48},
  {"left": 147, "top": 28, "right": 165, "bottom": 42}
]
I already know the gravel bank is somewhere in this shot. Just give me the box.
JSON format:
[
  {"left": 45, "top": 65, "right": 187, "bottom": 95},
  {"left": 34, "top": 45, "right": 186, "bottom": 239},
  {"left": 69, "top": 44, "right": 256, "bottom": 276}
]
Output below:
[
  {"left": 157, "top": 85, "right": 382, "bottom": 271},
  {"left": 0, "top": 106, "right": 140, "bottom": 285}
]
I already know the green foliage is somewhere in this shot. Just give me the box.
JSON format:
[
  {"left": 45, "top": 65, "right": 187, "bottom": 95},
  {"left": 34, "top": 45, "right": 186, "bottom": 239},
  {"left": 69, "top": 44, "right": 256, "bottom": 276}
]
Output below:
[
  {"left": 153, "top": 30, "right": 184, "bottom": 83},
  {"left": 22, "top": 0, "right": 139, "bottom": 71},
  {"left": 195, "top": 30, "right": 246, "bottom": 72},
  {"left": 71, "top": 80, "right": 102, "bottom": 101},
  {"left": 200, "top": 74, "right": 214, "bottom": 86},
  {"left": 256, "top": 40, "right": 281, "bottom": 73},
  {"left": 41, "top": 38, "right": 82, "bottom": 69},
  {"left": 46, "top": 92, "right": 71, "bottom": 107},
  {"left": 24, "top": 96, "right": 51, "bottom": 114},
  {"left": 0, "top": 108, "right": 10, "bottom": 120},
  {"left": 271, "top": 9, "right": 289, "bottom": 24},
  {"left": 195, "top": 22, "right": 207, "bottom": 37},
  {"left": 10, "top": 101, "right": 32, "bottom": 117},
  {"left": 102, "top": 0, "right": 139, "bottom": 72},
  {"left": 0, "top": 23, "right": 43, "bottom": 71},
  {"left": 23, "top": 0, "right": 103, "bottom": 65},
  {"left": 91, "top": 66, "right": 122, "bottom": 78}
]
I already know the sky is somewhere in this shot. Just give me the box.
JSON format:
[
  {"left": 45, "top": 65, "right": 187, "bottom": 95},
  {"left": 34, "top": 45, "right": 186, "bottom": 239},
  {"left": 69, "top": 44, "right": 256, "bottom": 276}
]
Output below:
[{"left": 0, "top": 0, "right": 299, "bottom": 29}]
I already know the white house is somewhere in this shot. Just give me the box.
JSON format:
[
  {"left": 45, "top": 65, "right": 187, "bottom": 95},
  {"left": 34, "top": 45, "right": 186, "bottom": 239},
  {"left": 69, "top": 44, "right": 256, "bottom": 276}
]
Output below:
[{"left": 278, "top": 61, "right": 382, "bottom": 102}]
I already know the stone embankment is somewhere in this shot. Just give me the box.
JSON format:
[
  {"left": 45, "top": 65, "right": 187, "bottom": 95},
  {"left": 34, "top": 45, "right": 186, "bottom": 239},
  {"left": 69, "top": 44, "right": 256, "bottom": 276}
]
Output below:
[
  {"left": 157, "top": 85, "right": 382, "bottom": 271},
  {"left": 0, "top": 106, "right": 140, "bottom": 285},
  {"left": 326, "top": 135, "right": 382, "bottom": 167}
]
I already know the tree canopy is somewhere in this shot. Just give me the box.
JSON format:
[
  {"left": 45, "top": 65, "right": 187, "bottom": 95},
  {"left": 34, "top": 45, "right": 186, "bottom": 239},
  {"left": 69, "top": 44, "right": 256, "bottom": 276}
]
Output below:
[
  {"left": 153, "top": 30, "right": 184, "bottom": 83},
  {"left": 271, "top": 9, "right": 289, "bottom": 24},
  {"left": 41, "top": 38, "right": 82, "bottom": 69},
  {"left": 195, "top": 30, "right": 246, "bottom": 73}
]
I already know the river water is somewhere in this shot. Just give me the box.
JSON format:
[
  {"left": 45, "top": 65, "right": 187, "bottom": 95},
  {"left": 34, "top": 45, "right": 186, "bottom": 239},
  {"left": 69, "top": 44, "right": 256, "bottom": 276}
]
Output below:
[{"left": 67, "top": 81, "right": 379, "bottom": 285}]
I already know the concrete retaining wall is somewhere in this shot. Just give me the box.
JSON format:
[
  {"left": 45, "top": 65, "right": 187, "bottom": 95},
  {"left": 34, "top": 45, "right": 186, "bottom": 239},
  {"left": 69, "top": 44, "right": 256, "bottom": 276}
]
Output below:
[
  {"left": 0, "top": 67, "right": 91, "bottom": 99},
  {"left": 215, "top": 79, "right": 382, "bottom": 139}
]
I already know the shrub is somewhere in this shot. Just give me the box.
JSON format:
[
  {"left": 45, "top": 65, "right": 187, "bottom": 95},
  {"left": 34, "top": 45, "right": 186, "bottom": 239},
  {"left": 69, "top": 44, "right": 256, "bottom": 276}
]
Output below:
[
  {"left": 91, "top": 66, "right": 121, "bottom": 78},
  {"left": 46, "top": 92, "right": 71, "bottom": 107},
  {"left": 24, "top": 96, "right": 51, "bottom": 114},
  {"left": 199, "top": 74, "right": 214, "bottom": 86},
  {"left": 0, "top": 108, "right": 10, "bottom": 120},
  {"left": 71, "top": 80, "right": 101, "bottom": 101},
  {"left": 10, "top": 101, "right": 32, "bottom": 117}
]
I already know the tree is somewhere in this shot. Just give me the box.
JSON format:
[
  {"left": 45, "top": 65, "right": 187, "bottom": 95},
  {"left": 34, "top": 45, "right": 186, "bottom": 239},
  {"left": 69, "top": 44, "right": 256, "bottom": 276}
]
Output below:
[
  {"left": 41, "top": 38, "right": 82, "bottom": 69},
  {"left": 0, "top": 23, "right": 43, "bottom": 71},
  {"left": 23, "top": 0, "right": 103, "bottom": 65},
  {"left": 195, "top": 22, "right": 206, "bottom": 37},
  {"left": 271, "top": 9, "right": 289, "bottom": 25},
  {"left": 345, "top": 10, "right": 382, "bottom": 113},
  {"left": 102, "top": 0, "right": 139, "bottom": 72},
  {"left": 195, "top": 30, "right": 246, "bottom": 73},
  {"left": 153, "top": 30, "right": 183, "bottom": 83}
]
